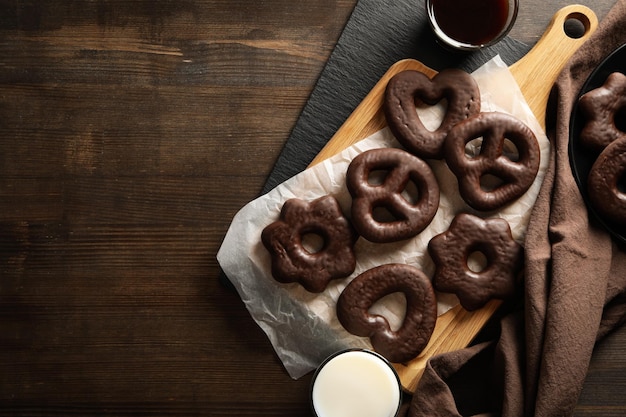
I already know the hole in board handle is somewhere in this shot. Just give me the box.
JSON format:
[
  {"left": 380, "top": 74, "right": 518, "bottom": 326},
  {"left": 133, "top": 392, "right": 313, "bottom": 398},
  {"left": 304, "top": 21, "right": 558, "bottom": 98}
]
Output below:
[{"left": 563, "top": 12, "right": 593, "bottom": 39}]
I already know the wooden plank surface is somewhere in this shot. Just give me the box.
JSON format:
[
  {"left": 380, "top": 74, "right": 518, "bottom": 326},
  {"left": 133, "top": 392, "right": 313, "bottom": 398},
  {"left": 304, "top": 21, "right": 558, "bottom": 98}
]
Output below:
[{"left": 0, "top": 1, "right": 624, "bottom": 416}]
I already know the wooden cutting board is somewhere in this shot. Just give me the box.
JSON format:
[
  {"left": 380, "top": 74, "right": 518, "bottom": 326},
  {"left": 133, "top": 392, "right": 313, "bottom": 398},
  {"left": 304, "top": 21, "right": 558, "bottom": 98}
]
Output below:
[{"left": 308, "top": 5, "right": 598, "bottom": 392}]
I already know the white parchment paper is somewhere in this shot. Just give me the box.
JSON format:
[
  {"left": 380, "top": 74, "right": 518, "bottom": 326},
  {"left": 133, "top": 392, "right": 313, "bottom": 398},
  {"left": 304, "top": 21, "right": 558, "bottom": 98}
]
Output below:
[{"left": 217, "top": 56, "right": 550, "bottom": 379}]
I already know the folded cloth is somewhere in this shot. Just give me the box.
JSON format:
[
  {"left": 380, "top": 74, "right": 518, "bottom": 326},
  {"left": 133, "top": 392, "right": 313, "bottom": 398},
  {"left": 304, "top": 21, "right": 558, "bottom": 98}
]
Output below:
[{"left": 408, "top": 1, "right": 626, "bottom": 416}]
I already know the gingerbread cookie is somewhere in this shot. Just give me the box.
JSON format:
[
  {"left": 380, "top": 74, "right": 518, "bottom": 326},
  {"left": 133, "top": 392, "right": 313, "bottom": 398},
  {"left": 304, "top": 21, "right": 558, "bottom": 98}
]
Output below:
[
  {"left": 346, "top": 147, "right": 439, "bottom": 243},
  {"left": 383, "top": 68, "right": 481, "bottom": 159},
  {"left": 261, "top": 195, "right": 357, "bottom": 293},
  {"left": 337, "top": 263, "right": 437, "bottom": 364},
  {"left": 587, "top": 137, "right": 626, "bottom": 226},
  {"left": 428, "top": 213, "right": 523, "bottom": 311},
  {"left": 579, "top": 72, "right": 626, "bottom": 153},
  {"left": 444, "top": 111, "right": 540, "bottom": 211}
]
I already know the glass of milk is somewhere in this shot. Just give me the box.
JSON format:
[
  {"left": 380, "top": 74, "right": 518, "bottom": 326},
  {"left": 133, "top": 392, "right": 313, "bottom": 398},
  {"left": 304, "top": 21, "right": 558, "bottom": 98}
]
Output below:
[{"left": 310, "top": 349, "right": 403, "bottom": 417}]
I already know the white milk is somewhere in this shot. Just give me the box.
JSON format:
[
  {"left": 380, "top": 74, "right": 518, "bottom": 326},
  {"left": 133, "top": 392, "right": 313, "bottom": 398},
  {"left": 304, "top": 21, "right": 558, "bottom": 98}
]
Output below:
[{"left": 311, "top": 350, "right": 402, "bottom": 417}]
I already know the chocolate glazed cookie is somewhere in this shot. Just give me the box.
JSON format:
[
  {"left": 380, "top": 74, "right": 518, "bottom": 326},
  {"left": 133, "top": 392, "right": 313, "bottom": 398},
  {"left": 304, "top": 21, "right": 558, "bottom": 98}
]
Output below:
[
  {"left": 337, "top": 263, "right": 437, "bottom": 364},
  {"left": 428, "top": 213, "right": 523, "bottom": 311},
  {"left": 444, "top": 112, "right": 540, "bottom": 211},
  {"left": 346, "top": 147, "right": 439, "bottom": 243},
  {"left": 261, "top": 195, "right": 358, "bottom": 293},
  {"left": 579, "top": 72, "right": 626, "bottom": 153},
  {"left": 587, "top": 137, "right": 626, "bottom": 226},
  {"left": 383, "top": 68, "right": 481, "bottom": 159}
]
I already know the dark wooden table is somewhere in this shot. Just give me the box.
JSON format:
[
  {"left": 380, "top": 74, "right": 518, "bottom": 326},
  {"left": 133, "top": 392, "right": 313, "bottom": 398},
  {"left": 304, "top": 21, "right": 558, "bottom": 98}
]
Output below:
[{"left": 1, "top": 1, "right": 624, "bottom": 416}]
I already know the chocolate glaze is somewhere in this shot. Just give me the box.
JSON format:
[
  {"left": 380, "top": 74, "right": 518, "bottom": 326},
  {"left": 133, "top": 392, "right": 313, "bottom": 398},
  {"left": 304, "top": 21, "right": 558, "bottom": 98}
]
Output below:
[
  {"left": 383, "top": 68, "right": 481, "bottom": 159},
  {"left": 262, "top": 195, "right": 358, "bottom": 293},
  {"left": 337, "top": 263, "right": 437, "bottom": 363},
  {"left": 444, "top": 111, "right": 540, "bottom": 211},
  {"left": 428, "top": 213, "right": 523, "bottom": 311},
  {"left": 346, "top": 147, "right": 439, "bottom": 243}
]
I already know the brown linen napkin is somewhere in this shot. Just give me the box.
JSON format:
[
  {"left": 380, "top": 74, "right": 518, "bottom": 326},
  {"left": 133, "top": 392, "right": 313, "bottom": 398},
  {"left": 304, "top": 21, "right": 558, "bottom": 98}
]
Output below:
[{"left": 408, "top": 1, "right": 626, "bottom": 416}]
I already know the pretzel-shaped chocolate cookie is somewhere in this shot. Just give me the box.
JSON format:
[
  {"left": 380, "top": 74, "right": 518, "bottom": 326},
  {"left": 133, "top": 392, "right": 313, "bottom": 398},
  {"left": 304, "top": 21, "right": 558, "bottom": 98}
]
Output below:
[
  {"left": 346, "top": 147, "right": 439, "bottom": 243},
  {"left": 428, "top": 213, "right": 523, "bottom": 311},
  {"left": 587, "top": 137, "right": 626, "bottom": 226},
  {"left": 261, "top": 195, "right": 358, "bottom": 293},
  {"left": 383, "top": 68, "right": 481, "bottom": 159},
  {"left": 579, "top": 72, "right": 626, "bottom": 153},
  {"left": 336, "top": 263, "right": 437, "bottom": 364},
  {"left": 444, "top": 112, "right": 540, "bottom": 211}
]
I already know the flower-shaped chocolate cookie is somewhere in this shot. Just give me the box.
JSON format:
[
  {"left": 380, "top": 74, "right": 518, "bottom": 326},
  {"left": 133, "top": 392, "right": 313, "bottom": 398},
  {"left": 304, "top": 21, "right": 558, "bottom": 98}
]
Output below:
[
  {"left": 579, "top": 71, "right": 626, "bottom": 152},
  {"left": 261, "top": 195, "right": 357, "bottom": 293},
  {"left": 428, "top": 213, "right": 523, "bottom": 311}
]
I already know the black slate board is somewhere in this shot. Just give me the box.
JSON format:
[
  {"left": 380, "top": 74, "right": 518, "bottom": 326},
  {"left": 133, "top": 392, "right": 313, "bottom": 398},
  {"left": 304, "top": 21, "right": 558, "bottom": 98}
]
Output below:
[{"left": 220, "top": 0, "right": 530, "bottom": 288}]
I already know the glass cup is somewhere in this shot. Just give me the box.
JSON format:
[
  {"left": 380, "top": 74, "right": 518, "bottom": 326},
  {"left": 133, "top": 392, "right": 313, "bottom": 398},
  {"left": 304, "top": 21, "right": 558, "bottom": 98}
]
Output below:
[
  {"left": 426, "top": 0, "right": 519, "bottom": 51},
  {"left": 310, "top": 349, "right": 402, "bottom": 417}
]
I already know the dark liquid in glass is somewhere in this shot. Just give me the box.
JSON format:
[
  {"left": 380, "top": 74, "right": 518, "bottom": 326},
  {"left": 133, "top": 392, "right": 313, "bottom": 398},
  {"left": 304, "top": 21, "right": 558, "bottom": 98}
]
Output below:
[{"left": 431, "top": 0, "right": 510, "bottom": 46}]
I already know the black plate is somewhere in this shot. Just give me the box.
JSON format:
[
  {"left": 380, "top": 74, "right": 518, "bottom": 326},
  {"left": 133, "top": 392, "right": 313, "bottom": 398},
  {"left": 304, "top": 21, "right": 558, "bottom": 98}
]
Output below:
[{"left": 569, "top": 43, "right": 626, "bottom": 244}]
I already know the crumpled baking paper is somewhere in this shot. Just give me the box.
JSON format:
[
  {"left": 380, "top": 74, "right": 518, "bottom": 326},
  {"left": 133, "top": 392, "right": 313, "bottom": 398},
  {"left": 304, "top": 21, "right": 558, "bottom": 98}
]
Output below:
[{"left": 217, "top": 56, "right": 550, "bottom": 379}]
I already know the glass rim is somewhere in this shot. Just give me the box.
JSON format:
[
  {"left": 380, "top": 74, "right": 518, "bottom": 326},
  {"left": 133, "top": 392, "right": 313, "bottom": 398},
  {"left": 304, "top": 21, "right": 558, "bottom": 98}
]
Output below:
[
  {"left": 425, "top": 0, "right": 520, "bottom": 51},
  {"left": 309, "top": 348, "right": 403, "bottom": 417}
]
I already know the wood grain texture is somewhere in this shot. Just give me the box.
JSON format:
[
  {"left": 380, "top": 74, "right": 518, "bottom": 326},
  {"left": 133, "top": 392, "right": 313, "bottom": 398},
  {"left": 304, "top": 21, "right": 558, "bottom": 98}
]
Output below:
[{"left": 0, "top": 1, "right": 623, "bottom": 416}]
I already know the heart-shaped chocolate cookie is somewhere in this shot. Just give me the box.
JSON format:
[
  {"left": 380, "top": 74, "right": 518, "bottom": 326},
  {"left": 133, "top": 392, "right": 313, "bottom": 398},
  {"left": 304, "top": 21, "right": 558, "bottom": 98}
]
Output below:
[
  {"left": 383, "top": 68, "right": 481, "bottom": 159},
  {"left": 336, "top": 263, "right": 437, "bottom": 364}
]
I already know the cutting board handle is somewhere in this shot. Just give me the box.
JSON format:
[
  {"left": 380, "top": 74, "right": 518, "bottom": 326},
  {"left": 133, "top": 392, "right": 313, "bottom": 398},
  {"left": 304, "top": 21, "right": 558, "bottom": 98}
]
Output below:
[{"left": 510, "top": 5, "right": 598, "bottom": 129}]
